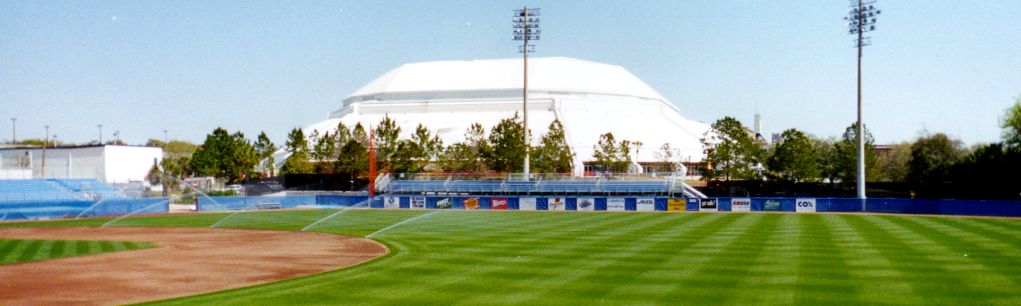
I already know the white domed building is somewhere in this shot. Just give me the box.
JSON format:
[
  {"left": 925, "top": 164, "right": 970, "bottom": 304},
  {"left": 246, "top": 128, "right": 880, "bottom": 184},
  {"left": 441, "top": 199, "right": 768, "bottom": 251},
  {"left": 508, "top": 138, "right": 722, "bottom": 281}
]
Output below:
[{"left": 294, "top": 57, "right": 709, "bottom": 176}]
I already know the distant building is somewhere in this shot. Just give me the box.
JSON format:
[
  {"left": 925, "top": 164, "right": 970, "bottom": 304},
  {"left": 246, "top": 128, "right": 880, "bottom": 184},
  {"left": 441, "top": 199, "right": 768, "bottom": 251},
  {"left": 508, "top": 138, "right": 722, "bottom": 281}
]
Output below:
[
  {"left": 286, "top": 57, "right": 710, "bottom": 176},
  {"left": 0, "top": 145, "right": 163, "bottom": 184}
]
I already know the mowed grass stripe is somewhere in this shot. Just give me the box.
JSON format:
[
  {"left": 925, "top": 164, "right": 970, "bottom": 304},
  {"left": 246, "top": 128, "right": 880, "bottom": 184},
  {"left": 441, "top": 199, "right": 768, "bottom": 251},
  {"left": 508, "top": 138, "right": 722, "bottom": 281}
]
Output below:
[
  {"left": 378, "top": 212, "right": 684, "bottom": 304},
  {"left": 0, "top": 239, "right": 154, "bottom": 265},
  {"left": 862, "top": 216, "right": 1007, "bottom": 304},
  {"left": 5, "top": 210, "right": 1014, "bottom": 305}
]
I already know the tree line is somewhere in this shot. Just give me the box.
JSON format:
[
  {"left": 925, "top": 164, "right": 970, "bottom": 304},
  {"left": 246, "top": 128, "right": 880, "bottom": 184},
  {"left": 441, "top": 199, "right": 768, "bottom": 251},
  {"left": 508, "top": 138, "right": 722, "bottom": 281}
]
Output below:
[{"left": 701, "top": 96, "right": 1021, "bottom": 198}]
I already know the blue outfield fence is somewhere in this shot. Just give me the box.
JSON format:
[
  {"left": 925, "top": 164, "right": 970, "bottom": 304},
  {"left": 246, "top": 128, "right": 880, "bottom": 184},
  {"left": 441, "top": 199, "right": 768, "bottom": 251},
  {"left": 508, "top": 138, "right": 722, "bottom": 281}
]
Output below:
[{"left": 0, "top": 198, "right": 169, "bottom": 221}]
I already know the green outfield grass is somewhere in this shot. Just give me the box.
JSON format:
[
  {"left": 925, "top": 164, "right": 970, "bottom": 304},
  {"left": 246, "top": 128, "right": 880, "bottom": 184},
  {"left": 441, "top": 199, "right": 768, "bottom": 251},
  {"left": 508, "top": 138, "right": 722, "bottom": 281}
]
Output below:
[
  {"left": 0, "top": 238, "right": 154, "bottom": 265},
  {"left": 5, "top": 210, "right": 1021, "bottom": 305}
]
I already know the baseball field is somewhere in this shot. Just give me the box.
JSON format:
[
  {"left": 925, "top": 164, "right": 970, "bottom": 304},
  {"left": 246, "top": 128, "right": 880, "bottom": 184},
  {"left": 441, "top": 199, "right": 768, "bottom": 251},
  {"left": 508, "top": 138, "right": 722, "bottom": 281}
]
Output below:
[{"left": 2, "top": 209, "right": 1020, "bottom": 305}]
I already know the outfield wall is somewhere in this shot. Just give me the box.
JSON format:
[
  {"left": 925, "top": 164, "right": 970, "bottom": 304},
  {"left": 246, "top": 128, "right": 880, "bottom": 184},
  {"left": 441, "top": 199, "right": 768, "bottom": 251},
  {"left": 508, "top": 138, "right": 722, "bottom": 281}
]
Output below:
[{"left": 193, "top": 195, "right": 1021, "bottom": 218}]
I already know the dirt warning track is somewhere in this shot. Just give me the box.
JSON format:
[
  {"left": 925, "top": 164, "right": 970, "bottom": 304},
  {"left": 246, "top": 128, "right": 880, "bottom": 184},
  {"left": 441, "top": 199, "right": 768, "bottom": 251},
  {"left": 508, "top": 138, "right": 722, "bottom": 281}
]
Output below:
[{"left": 0, "top": 227, "right": 388, "bottom": 305}]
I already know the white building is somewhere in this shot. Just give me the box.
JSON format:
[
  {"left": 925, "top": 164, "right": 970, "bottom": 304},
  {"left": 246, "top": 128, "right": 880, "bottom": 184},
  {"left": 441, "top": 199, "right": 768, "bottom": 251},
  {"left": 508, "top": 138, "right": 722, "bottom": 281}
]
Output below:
[
  {"left": 292, "top": 57, "right": 710, "bottom": 176},
  {"left": 0, "top": 145, "right": 163, "bottom": 183}
]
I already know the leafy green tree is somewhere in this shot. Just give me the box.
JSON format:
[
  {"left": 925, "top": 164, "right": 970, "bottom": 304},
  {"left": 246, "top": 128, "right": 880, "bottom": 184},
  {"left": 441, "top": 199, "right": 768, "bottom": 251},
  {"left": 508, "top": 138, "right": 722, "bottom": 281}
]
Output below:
[
  {"left": 532, "top": 119, "right": 574, "bottom": 173},
  {"left": 1002, "top": 96, "right": 1021, "bottom": 147},
  {"left": 373, "top": 115, "right": 401, "bottom": 172},
  {"left": 464, "top": 123, "right": 491, "bottom": 172},
  {"left": 833, "top": 122, "right": 878, "bottom": 184},
  {"left": 189, "top": 128, "right": 258, "bottom": 183},
  {"left": 875, "top": 142, "right": 911, "bottom": 182},
  {"left": 655, "top": 143, "right": 677, "bottom": 172},
  {"left": 411, "top": 124, "right": 443, "bottom": 172},
  {"left": 766, "top": 129, "right": 819, "bottom": 182},
  {"left": 592, "top": 133, "right": 634, "bottom": 173},
  {"left": 335, "top": 124, "right": 369, "bottom": 177},
  {"left": 253, "top": 131, "right": 277, "bottom": 177},
  {"left": 438, "top": 142, "right": 475, "bottom": 172},
  {"left": 701, "top": 117, "right": 764, "bottom": 181},
  {"left": 809, "top": 136, "right": 838, "bottom": 183},
  {"left": 311, "top": 130, "right": 336, "bottom": 170},
  {"left": 908, "top": 133, "right": 964, "bottom": 186},
  {"left": 282, "top": 128, "right": 313, "bottom": 174},
  {"left": 486, "top": 113, "right": 529, "bottom": 172},
  {"left": 145, "top": 139, "right": 198, "bottom": 159},
  {"left": 333, "top": 121, "right": 351, "bottom": 157},
  {"left": 592, "top": 133, "right": 619, "bottom": 172}
]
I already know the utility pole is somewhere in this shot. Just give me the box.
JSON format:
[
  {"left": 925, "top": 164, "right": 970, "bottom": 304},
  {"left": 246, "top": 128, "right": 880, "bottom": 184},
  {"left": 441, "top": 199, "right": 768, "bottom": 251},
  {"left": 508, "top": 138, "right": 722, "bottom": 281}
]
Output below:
[
  {"left": 513, "top": 6, "right": 540, "bottom": 181},
  {"left": 164, "top": 129, "right": 169, "bottom": 144},
  {"left": 42, "top": 125, "right": 49, "bottom": 178},
  {"left": 98, "top": 124, "right": 103, "bottom": 144},
  {"left": 10, "top": 118, "right": 15, "bottom": 143},
  {"left": 845, "top": 0, "right": 881, "bottom": 210}
]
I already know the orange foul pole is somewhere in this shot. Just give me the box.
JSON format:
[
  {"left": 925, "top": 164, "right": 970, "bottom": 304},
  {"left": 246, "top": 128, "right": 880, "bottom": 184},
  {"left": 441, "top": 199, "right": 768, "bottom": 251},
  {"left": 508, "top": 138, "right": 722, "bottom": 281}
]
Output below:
[{"left": 368, "top": 125, "right": 375, "bottom": 197}]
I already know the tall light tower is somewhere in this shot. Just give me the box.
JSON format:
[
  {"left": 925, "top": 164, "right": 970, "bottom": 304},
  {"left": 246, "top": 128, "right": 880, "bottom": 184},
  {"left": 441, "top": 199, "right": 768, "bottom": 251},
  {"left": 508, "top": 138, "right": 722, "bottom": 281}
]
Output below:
[
  {"left": 513, "top": 6, "right": 540, "bottom": 180},
  {"left": 845, "top": 0, "right": 881, "bottom": 208},
  {"left": 42, "top": 125, "right": 49, "bottom": 177},
  {"left": 98, "top": 124, "right": 103, "bottom": 144},
  {"left": 10, "top": 118, "right": 15, "bottom": 144}
]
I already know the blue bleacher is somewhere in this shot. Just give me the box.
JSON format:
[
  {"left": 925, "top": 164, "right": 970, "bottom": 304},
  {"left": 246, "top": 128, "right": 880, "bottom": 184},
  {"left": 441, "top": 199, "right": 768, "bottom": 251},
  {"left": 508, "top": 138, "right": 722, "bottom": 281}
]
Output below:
[{"left": 0, "top": 179, "right": 125, "bottom": 202}]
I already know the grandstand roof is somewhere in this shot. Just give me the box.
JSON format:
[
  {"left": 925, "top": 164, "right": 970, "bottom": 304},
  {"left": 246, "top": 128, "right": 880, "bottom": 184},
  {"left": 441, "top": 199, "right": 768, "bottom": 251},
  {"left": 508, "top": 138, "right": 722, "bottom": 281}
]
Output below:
[{"left": 346, "top": 57, "right": 667, "bottom": 103}]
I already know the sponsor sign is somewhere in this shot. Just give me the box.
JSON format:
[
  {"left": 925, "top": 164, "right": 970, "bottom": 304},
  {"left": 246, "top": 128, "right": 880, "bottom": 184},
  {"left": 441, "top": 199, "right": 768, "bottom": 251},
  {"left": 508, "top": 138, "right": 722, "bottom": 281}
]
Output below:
[
  {"left": 731, "top": 198, "right": 751, "bottom": 212},
  {"left": 796, "top": 198, "right": 816, "bottom": 213},
  {"left": 519, "top": 198, "right": 537, "bottom": 210},
  {"left": 436, "top": 198, "right": 452, "bottom": 209},
  {"left": 548, "top": 197, "right": 566, "bottom": 211},
  {"left": 410, "top": 197, "right": 426, "bottom": 209},
  {"left": 492, "top": 198, "right": 508, "bottom": 210},
  {"left": 763, "top": 199, "right": 782, "bottom": 212},
  {"left": 464, "top": 197, "right": 480, "bottom": 210},
  {"left": 699, "top": 198, "right": 718, "bottom": 212},
  {"left": 667, "top": 198, "right": 686, "bottom": 211},
  {"left": 384, "top": 197, "right": 400, "bottom": 209},
  {"left": 577, "top": 198, "right": 595, "bottom": 211},
  {"left": 607, "top": 198, "right": 626, "bottom": 211},
  {"left": 636, "top": 198, "right": 656, "bottom": 211}
]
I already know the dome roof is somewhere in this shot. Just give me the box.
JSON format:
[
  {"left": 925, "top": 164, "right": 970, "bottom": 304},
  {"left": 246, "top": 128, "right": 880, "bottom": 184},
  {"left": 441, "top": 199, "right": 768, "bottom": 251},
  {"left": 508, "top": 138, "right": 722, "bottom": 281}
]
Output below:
[{"left": 345, "top": 57, "right": 667, "bottom": 103}]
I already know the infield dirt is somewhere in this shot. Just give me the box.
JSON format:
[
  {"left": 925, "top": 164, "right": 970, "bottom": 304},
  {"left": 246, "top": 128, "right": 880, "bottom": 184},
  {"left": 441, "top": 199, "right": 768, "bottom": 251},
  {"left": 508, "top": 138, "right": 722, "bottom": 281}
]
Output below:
[{"left": 0, "top": 227, "right": 387, "bottom": 305}]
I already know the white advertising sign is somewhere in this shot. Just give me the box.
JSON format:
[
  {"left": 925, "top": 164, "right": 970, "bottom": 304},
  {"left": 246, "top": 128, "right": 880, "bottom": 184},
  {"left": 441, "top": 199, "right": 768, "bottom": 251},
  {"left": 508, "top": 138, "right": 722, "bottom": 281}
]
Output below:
[
  {"left": 577, "top": 198, "right": 595, "bottom": 211},
  {"left": 410, "top": 197, "right": 426, "bottom": 209},
  {"left": 796, "top": 198, "right": 817, "bottom": 213},
  {"left": 636, "top": 198, "right": 656, "bottom": 211},
  {"left": 384, "top": 196, "right": 400, "bottom": 209},
  {"left": 607, "top": 198, "right": 626, "bottom": 211},
  {"left": 519, "top": 197, "right": 537, "bottom": 210},
  {"left": 731, "top": 198, "right": 752, "bottom": 212},
  {"left": 548, "top": 197, "right": 566, "bottom": 211}
]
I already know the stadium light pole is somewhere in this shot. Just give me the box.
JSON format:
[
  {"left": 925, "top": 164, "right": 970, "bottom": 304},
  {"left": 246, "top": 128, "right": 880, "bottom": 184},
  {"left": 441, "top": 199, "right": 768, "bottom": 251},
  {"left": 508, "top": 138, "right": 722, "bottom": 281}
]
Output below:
[
  {"left": 10, "top": 118, "right": 15, "bottom": 144},
  {"left": 98, "top": 124, "right": 103, "bottom": 144},
  {"left": 513, "top": 6, "right": 540, "bottom": 181},
  {"left": 845, "top": 0, "right": 881, "bottom": 209},
  {"left": 164, "top": 129, "right": 168, "bottom": 144}
]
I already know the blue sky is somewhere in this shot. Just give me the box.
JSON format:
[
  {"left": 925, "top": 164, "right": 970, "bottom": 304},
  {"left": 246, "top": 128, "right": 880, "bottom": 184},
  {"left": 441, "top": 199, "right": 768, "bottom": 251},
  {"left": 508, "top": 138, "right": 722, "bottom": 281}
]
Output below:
[{"left": 2, "top": 1, "right": 1019, "bottom": 146}]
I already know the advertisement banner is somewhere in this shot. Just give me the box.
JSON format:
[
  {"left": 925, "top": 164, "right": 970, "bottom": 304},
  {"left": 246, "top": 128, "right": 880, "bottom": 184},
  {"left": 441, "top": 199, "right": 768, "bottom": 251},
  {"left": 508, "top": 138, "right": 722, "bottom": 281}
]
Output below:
[
  {"left": 464, "top": 197, "right": 480, "bottom": 210},
  {"left": 699, "top": 198, "right": 718, "bottom": 212},
  {"left": 436, "top": 197, "right": 452, "bottom": 209},
  {"left": 731, "top": 198, "right": 751, "bottom": 212},
  {"left": 384, "top": 196, "right": 400, "bottom": 209},
  {"left": 411, "top": 197, "right": 426, "bottom": 209},
  {"left": 492, "top": 198, "right": 508, "bottom": 210},
  {"left": 636, "top": 198, "right": 656, "bottom": 211},
  {"left": 577, "top": 198, "right": 595, "bottom": 211},
  {"left": 607, "top": 198, "right": 626, "bottom": 211},
  {"left": 519, "top": 198, "right": 537, "bottom": 210},
  {"left": 763, "top": 199, "right": 782, "bottom": 211},
  {"left": 667, "top": 198, "right": 686, "bottom": 211},
  {"left": 548, "top": 197, "right": 566, "bottom": 211},
  {"left": 796, "top": 198, "right": 816, "bottom": 213}
]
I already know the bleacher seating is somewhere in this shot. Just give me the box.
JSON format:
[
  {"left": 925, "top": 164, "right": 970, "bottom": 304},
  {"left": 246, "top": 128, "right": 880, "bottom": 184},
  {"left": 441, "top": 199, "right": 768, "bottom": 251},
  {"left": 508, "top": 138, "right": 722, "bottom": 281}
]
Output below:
[
  {"left": 0, "top": 179, "right": 125, "bottom": 202},
  {"left": 384, "top": 178, "right": 671, "bottom": 195}
]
